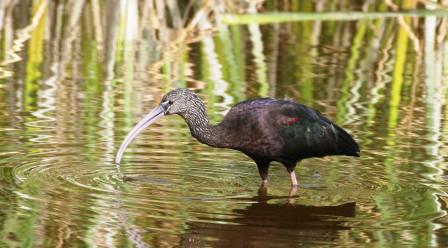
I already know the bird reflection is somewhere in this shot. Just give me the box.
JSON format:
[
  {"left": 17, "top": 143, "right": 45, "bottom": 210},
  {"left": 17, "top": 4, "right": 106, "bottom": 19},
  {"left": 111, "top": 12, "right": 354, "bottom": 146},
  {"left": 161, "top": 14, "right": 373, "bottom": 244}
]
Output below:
[{"left": 179, "top": 193, "right": 355, "bottom": 247}]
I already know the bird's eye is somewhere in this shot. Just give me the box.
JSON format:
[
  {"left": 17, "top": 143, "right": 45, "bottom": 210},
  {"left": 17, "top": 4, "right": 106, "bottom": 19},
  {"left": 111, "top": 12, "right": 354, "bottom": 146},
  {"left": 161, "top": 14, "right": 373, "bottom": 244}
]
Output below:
[{"left": 168, "top": 100, "right": 174, "bottom": 105}]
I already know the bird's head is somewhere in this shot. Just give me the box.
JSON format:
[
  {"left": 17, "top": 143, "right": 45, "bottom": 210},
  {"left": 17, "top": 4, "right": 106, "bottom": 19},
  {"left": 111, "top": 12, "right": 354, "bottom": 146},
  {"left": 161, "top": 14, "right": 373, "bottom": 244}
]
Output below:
[
  {"left": 160, "top": 88, "right": 199, "bottom": 115},
  {"left": 115, "top": 88, "right": 200, "bottom": 164}
]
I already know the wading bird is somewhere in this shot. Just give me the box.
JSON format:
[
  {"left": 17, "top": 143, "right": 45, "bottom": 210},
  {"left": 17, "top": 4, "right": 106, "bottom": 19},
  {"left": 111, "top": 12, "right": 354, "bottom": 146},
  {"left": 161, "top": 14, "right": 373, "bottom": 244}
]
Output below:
[{"left": 116, "top": 88, "right": 359, "bottom": 187}]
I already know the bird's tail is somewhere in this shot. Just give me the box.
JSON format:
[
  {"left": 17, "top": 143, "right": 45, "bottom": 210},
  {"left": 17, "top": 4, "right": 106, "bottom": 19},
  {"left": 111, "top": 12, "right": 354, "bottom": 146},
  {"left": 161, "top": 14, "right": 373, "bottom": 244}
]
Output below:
[{"left": 333, "top": 124, "right": 360, "bottom": 157}]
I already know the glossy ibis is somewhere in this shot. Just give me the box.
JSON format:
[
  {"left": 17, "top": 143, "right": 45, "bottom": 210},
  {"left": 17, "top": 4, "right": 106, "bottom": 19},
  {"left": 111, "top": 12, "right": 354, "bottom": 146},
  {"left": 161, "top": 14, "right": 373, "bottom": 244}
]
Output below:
[{"left": 116, "top": 88, "right": 360, "bottom": 187}]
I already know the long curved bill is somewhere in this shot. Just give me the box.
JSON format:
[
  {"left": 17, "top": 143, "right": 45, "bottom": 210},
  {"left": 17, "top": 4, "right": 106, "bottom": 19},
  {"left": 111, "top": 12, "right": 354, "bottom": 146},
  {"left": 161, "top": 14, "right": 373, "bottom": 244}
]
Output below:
[{"left": 115, "top": 105, "right": 165, "bottom": 164}]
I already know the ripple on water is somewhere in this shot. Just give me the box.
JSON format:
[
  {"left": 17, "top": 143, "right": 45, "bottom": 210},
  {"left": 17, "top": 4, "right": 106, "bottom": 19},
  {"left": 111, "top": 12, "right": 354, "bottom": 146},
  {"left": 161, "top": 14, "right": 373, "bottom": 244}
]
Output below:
[{"left": 2, "top": 107, "right": 399, "bottom": 248}]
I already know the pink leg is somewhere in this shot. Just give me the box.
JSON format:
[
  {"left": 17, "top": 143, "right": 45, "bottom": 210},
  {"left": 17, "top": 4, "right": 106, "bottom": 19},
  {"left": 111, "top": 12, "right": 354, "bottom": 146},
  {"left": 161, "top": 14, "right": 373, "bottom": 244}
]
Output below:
[
  {"left": 288, "top": 185, "right": 298, "bottom": 204},
  {"left": 289, "top": 170, "right": 298, "bottom": 187}
]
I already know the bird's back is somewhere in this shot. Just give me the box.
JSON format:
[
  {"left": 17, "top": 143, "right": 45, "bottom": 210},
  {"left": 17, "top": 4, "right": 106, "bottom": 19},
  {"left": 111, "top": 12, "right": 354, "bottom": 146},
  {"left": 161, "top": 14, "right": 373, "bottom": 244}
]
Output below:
[{"left": 219, "top": 98, "right": 359, "bottom": 161}]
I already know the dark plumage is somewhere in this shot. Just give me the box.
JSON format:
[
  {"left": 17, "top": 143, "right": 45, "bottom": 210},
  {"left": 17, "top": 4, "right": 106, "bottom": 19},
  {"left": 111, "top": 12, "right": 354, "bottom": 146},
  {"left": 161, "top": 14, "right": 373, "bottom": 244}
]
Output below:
[{"left": 116, "top": 88, "right": 360, "bottom": 187}]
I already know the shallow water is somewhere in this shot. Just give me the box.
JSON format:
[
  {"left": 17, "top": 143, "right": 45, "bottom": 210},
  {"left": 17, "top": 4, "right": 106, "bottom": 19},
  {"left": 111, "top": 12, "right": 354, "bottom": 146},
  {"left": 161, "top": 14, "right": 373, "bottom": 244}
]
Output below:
[{"left": 1, "top": 1, "right": 448, "bottom": 247}]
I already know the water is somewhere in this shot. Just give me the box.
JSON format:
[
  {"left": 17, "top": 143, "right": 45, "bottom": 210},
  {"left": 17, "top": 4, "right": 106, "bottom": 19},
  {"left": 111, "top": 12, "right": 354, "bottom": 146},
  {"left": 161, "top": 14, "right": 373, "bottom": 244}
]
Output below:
[{"left": 1, "top": 1, "right": 448, "bottom": 247}]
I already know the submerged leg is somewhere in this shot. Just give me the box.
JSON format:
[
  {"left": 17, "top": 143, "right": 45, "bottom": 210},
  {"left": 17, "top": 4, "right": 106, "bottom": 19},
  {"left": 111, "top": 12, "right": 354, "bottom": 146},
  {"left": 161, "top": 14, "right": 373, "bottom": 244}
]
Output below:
[
  {"left": 258, "top": 166, "right": 269, "bottom": 187},
  {"left": 258, "top": 183, "right": 268, "bottom": 196},
  {"left": 255, "top": 160, "right": 270, "bottom": 187},
  {"left": 288, "top": 185, "right": 298, "bottom": 204},
  {"left": 289, "top": 185, "right": 298, "bottom": 197}
]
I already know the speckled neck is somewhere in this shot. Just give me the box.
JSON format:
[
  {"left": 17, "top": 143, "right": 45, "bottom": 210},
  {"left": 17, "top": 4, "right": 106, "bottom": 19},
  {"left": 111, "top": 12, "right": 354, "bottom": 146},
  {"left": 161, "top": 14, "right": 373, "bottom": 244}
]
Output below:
[{"left": 179, "top": 100, "right": 228, "bottom": 148}]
